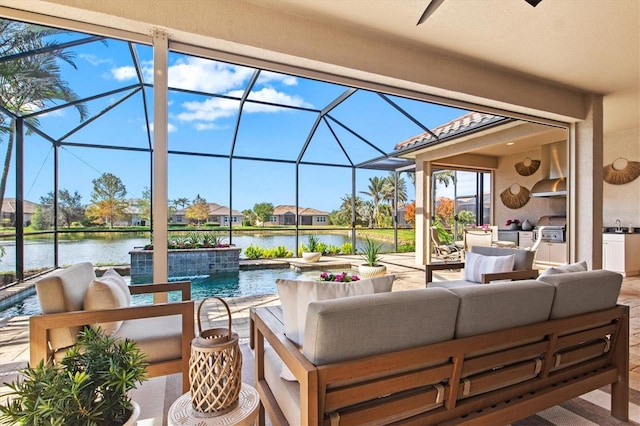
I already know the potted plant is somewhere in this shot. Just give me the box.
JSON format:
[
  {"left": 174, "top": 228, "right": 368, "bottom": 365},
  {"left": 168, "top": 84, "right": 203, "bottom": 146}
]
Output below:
[
  {"left": 301, "top": 234, "right": 323, "bottom": 262},
  {"left": 506, "top": 218, "right": 521, "bottom": 230},
  {"left": 358, "top": 237, "right": 387, "bottom": 278},
  {"left": 0, "top": 327, "right": 148, "bottom": 425}
]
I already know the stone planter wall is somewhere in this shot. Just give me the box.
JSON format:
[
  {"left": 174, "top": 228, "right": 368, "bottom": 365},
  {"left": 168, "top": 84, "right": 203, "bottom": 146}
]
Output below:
[{"left": 130, "top": 247, "right": 241, "bottom": 281}]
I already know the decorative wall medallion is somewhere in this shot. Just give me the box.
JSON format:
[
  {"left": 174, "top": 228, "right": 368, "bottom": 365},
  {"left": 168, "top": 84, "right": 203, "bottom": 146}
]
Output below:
[
  {"left": 603, "top": 157, "right": 640, "bottom": 185},
  {"left": 514, "top": 157, "right": 541, "bottom": 176},
  {"left": 500, "top": 184, "right": 531, "bottom": 209}
]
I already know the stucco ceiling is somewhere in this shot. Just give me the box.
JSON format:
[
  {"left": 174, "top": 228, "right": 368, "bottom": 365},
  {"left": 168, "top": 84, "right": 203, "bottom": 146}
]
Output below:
[
  {"left": 1, "top": 0, "right": 637, "bottom": 135},
  {"left": 245, "top": 0, "right": 639, "bottom": 133}
]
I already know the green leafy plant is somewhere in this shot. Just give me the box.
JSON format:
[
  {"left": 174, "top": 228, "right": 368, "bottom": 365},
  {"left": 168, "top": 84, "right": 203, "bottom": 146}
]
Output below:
[
  {"left": 304, "top": 234, "right": 321, "bottom": 252},
  {"left": 0, "top": 327, "right": 148, "bottom": 425},
  {"left": 244, "top": 244, "right": 264, "bottom": 259},
  {"left": 359, "top": 237, "right": 384, "bottom": 266}
]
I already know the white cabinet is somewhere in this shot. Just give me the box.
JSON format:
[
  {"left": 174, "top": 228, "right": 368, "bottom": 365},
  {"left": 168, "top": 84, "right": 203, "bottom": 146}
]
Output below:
[
  {"left": 603, "top": 233, "right": 640, "bottom": 276},
  {"left": 518, "top": 231, "right": 534, "bottom": 249},
  {"left": 535, "top": 242, "right": 567, "bottom": 266}
]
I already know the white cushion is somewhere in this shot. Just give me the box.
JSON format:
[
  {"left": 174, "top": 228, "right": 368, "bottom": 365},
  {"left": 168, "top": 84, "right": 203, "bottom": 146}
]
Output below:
[
  {"left": 538, "top": 260, "right": 588, "bottom": 277},
  {"left": 102, "top": 268, "right": 131, "bottom": 305},
  {"left": 276, "top": 275, "right": 394, "bottom": 380},
  {"left": 84, "top": 277, "right": 130, "bottom": 335},
  {"left": 463, "top": 252, "right": 515, "bottom": 283}
]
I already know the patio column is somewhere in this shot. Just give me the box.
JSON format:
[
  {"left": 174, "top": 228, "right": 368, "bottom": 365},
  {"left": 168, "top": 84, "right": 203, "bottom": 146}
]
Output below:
[
  {"left": 569, "top": 94, "right": 604, "bottom": 269},
  {"left": 415, "top": 159, "right": 433, "bottom": 266},
  {"left": 152, "top": 29, "right": 169, "bottom": 302}
]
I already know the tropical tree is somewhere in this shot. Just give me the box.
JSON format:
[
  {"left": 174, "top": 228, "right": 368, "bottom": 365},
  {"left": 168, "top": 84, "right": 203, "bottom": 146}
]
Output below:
[
  {"left": 185, "top": 194, "right": 209, "bottom": 225},
  {"left": 86, "top": 173, "right": 128, "bottom": 228},
  {"left": 434, "top": 170, "right": 455, "bottom": 187},
  {"left": 382, "top": 172, "right": 408, "bottom": 214},
  {"left": 0, "top": 20, "right": 88, "bottom": 212},
  {"left": 242, "top": 209, "right": 256, "bottom": 226},
  {"left": 360, "top": 176, "right": 386, "bottom": 228},
  {"left": 357, "top": 200, "right": 375, "bottom": 229},
  {"left": 171, "top": 197, "right": 189, "bottom": 210},
  {"left": 253, "top": 202, "right": 274, "bottom": 227},
  {"left": 332, "top": 194, "right": 363, "bottom": 226},
  {"left": 435, "top": 197, "right": 455, "bottom": 227}
]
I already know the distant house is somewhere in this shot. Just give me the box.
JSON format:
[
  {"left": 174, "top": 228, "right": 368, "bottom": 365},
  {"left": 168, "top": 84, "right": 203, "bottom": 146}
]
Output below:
[
  {"left": 1, "top": 198, "right": 40, "bottom": 226},
  {"left": 263, "top": 205, "right": 329, "bottom": 226},
  {"left": 118, "top": 199, "right": 149, "bottom": 227},
  {"left": 171, "top": 203, "right": 243, "bottom": 225}
]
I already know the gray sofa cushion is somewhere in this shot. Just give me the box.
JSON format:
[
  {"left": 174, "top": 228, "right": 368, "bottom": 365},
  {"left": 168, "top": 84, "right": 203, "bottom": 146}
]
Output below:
[
  {"left": 538, "top": 269, "right": 622, "bottom": 319},
  {"left": 471, "top": 246, "right": 535, "bottom": 271},
  {"left": 447, "top": 280, "right": 555, "bottom": 338},
  {"left": 303, "top": 288, "right": 459, "bottom": 366}
]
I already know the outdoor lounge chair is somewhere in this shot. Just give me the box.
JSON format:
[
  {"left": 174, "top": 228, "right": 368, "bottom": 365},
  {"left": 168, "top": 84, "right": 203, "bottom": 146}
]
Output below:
[
  {"left": 29, "top": 262, "right": 195, "bottom": 392},
  {"left": 430, "top": 226, "right": 461, "bottom": 261}
]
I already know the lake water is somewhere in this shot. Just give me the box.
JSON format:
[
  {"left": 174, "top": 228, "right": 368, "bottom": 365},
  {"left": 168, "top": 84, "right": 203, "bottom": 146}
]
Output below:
[{"left": 0, "top": 232, "right": 388, "bottom": 273}]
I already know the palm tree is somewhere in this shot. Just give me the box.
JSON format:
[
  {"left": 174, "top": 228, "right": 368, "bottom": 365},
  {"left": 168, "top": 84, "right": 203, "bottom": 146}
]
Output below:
[
  {"left": 434, "top": 170, "right": 455, "bottom": 187},
  {"left": 337, "top": 194, "right": 363, "bottom": 226},
  {"left": 0, "top": 20, "right": 88, "bottom": 212},
  {"left": 357, "top": 200, "right": 375, "bottom": 229},
  {"left": 382, "top": 172, "right": 408, "bottom": 215},
  {"left": 360, "top": 176, "right": 386, "bottom": 228}
]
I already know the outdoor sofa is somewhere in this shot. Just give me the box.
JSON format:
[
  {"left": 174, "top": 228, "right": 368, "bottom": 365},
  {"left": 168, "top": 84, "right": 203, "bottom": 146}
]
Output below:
[
  {"left": 29, "top": 262, "right": 195, "bottom": 392},
  {"left": 251, "top": 269, "right": 628, "bottom": 425}
]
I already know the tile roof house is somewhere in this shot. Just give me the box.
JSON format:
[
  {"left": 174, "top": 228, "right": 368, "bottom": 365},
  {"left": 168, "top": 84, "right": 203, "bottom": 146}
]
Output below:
[
  {"left": 263, "top": 205, "right": 329, "bottom": 226},
  {"left": 1, "top": 198, "right": 40, "bottom": 226},
  {"left": 172, "top": 203, "right": 243, "bottom": 225}
]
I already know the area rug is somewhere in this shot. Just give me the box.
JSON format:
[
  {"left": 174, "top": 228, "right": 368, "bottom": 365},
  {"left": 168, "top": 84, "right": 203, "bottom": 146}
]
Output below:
[{"left": 131, "top": 341, "right": 640, "bottom": 425}]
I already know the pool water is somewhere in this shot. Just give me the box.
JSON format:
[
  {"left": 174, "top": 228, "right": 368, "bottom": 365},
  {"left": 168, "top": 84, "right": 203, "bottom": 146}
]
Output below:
[{"left": 0, "top": 268, "right": 341, "bottom": 319}]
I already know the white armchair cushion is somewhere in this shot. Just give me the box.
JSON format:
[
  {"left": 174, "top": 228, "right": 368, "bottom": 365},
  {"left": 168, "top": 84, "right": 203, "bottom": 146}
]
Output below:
[
  {"left": 101, "top": 268, "right": 131, "bottom": 305},
  {"left": 84, "top": 276, "right": 130, "bottom": 335},
  {"left": 463, "top": 252, "right": 515, "bottom": 283}
]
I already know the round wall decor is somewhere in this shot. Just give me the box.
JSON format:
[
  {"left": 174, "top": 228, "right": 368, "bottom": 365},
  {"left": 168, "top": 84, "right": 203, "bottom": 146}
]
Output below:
[
  {"left": 514, "top": 157, "right": 541, "bottom": 176},
  {"left": 500, "top": 184, "right": 531, "bottom": 209},
  {"left": 603, "top": 157, "right": 640, "bottom": 185}
]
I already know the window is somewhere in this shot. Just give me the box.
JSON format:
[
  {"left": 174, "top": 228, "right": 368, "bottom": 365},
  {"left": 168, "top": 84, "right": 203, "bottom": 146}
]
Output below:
[
  {"left": 270, "top": 216, "right": 278, "bottom": 222},
  {"left": 317, "top": 216, "right": 327, "bottom": 223}
]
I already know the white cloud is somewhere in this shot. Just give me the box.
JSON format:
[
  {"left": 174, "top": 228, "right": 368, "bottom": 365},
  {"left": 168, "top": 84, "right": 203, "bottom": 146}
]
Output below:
[
  {"left": 79, "top": 53, "right": 112, "bottom": 66},
  {"left": 245, "top": 87, "right": 311, "bottom": 110},
  {"left": 111, "top": 66, "right": 137, "bottom": 81},
  {"left": 258, "top": 70, "right": 298, "bottom": 86}
]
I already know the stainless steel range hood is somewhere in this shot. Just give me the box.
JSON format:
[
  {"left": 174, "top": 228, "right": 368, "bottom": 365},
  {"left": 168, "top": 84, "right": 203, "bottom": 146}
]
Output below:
[{"left": 530, "top": 141, "right": 567, "bottom": 197}]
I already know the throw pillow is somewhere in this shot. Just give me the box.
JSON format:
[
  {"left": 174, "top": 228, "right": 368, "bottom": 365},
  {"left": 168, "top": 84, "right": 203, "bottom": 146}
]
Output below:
[
  {"left": 102, "top": 268, "right": 131, "bottom": 305},
  {"left": 84, "top": 277, "right": 130, "bottom": 335},
  {"left": 463, "top": 252, "right": 516, "bottom": 283},
  {"left": 538, "top": 260, "right": 588, "bottom": 278},
  {"left": 276, "top": 274, "right": 395, "bottom": 380}
]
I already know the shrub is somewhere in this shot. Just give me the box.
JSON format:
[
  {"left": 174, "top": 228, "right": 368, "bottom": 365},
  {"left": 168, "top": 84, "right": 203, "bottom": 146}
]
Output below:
[
  {"left": 326, "top": 245, "right": 342, "bottom": 255},
  {"left": 340, "top": 242, "right": 353, "bottom": 254},
  {"left": 244, "top": 244, "right": 264, "bottom": 259}
]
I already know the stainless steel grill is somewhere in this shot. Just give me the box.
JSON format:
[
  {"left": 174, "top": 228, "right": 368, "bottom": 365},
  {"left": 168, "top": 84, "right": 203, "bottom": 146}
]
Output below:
[{"left": 533, "top": 215, "right": 566, "bottom": 242}]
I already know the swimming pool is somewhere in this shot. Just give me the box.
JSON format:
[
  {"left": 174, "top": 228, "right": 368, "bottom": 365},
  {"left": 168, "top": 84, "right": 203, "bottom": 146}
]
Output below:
[{"left": 0, "top": 268, "right": 335, "bottom": 319}]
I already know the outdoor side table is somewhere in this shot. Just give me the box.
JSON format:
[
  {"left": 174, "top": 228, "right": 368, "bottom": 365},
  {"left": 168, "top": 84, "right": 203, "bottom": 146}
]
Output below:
[{"left": 168, "top": 383, "right": 260, "bottom": 426}]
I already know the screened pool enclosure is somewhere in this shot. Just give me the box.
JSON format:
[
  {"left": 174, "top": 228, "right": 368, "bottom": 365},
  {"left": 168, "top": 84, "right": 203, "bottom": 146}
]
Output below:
[{"left": 0, "top": 17, "right": 498, "bottom": 283}]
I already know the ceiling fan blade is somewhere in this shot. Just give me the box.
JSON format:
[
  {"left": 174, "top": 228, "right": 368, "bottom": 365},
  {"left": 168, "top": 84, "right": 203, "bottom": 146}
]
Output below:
[
  {"left": 524, "top": 0, "right": 543, "bottom": 6},
  {"left": 417, "top": 0, "right": 445, "bottom": 26}
]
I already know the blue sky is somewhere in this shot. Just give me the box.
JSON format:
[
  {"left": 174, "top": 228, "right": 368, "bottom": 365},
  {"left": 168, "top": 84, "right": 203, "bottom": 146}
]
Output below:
[{"left": 5, "top": 31, "right": 470, "bottom": 213}]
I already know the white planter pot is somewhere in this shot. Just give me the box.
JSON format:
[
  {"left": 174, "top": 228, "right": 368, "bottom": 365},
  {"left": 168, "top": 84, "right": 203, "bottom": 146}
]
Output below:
[
  {"left": 123, "top": 400, "right": 140, "bottom": 426},
  {"left": 302, "top": 252, "right": 322, "bottom": 262},
  {"left": 358, "top": 264, "right": 387, "bottom": 278}
]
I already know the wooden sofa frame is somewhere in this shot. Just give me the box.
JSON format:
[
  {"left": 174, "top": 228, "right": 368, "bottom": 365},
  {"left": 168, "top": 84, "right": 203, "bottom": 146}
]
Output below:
[
  {"left": 30, "top": 281, "right": 195, "bottom": 392},
  {"left": 251, "top": 304, "right": 629, "bottom": 425}
]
